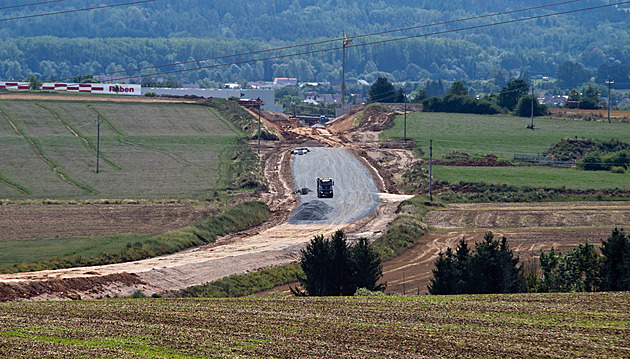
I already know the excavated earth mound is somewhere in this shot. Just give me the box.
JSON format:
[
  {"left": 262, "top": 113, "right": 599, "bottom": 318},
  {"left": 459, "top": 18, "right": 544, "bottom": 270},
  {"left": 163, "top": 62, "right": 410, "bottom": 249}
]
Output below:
[{"left": 289, "top": 200, "right": 333, "bottom": 222}]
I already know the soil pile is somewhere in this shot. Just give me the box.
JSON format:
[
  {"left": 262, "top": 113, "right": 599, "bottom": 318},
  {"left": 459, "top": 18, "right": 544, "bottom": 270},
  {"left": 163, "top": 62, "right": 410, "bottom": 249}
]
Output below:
[
  {"left": 289, "top": 200, "right": 333, "bottom": 222},
  {"left": 0, "top": 273, "right": 147, "bottom": 302}
]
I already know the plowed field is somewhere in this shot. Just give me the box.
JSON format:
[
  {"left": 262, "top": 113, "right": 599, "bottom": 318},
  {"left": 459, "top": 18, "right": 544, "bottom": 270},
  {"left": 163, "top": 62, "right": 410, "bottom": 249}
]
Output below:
[
  {"left": 0, "top": 202, "right": 217, "bottom": 241},
  {"left": 0, "top": 292, "right": 627, "bottom": 358}
]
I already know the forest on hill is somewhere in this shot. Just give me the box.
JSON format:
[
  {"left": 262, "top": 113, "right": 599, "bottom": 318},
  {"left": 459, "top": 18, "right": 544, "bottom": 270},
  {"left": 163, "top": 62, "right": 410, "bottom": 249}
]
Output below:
[{"left": 0, "top": 0, "right": 629, "bottom": 87}]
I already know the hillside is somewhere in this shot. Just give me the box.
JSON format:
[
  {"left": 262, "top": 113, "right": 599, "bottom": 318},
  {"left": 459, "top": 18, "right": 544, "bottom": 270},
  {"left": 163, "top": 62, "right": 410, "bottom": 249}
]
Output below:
[{"left": 0, "top": 1, "right": 629, "bottom": 84}]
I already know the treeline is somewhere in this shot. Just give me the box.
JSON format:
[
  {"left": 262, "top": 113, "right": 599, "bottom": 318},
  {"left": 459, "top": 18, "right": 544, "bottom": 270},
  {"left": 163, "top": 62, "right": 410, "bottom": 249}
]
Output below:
[
  {"left": 1, "top": 1, "right": 629, "bottom": 85},
  {"left": 369, "top": 78, "right": 546, "bottom": 116},
  {"left": 429, "top": 228, "right": 630, "bottom": 295}
]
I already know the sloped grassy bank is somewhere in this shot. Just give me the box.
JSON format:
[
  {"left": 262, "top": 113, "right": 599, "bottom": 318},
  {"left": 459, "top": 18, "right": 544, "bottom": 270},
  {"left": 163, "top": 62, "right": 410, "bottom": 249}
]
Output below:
[{"left": 0, "top": 201, "right": 270, "bottom": 274}]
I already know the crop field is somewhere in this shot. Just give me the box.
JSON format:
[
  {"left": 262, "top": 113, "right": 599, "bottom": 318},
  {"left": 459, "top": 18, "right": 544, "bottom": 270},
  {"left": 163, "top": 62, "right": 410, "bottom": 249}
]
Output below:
[
  {"left": 0, "top": 98, "right": 243, "bottom": 200},
  {"left": 0, "top": 292, "right": 627, "bottom": 358},
  {"left": 384, "top": 112, "right": 630, "bottom": 159}
]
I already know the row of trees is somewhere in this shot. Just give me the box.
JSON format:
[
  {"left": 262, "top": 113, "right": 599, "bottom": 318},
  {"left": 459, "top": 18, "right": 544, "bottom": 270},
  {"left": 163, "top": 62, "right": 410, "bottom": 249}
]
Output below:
[
  {"left": 2, "top": 36, "right": 629, "bottom": 91},
  {"left": 428, "top": 232, "right": 524, "bottom": 294},
  {"left": 292, "top": 227, "right": 628, "bottom": 297},
  {"left": 367, "top": 77, "right": 546, "bottom": 117},
  {"left": 292, "top": 231, "right": 385, "bottom": 296},
  {"left": 429, "top": 228, "right": 630, "bottom": 295},
  {"left": 534, "top": 228, "right": 630, "bottom": 292}
]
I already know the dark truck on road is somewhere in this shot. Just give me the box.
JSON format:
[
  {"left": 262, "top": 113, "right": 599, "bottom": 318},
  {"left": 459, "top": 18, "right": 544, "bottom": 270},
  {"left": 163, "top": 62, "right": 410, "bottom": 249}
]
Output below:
[{"left": 316, "top": 177, "right": 334, "bottom": 198}]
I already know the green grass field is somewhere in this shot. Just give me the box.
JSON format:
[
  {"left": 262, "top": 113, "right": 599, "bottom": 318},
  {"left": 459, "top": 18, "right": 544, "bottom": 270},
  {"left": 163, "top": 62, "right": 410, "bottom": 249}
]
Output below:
[
  {"left": 432, "top": 165, "right": 630, "bottom": 190},
  {"left": 383, "top": 112, "right": 630, "bottom": 190},
  {"left": 384, "top": 112, "right": 630, "bottom": 159},
  {"left": 0, "top": 99, "right": 244, "bottom": 200},
  {"left": 0, "top": 234, "right": 153, "bottom": 267},
  {"left": 0, "top": 292, "right": 627, "bottom": 358}
]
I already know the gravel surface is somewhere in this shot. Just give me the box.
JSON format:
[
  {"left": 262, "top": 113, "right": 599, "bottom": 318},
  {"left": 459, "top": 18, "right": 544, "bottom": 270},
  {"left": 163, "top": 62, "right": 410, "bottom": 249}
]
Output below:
[{"left": 289, "top": 147, "right": 380, "bottom": 225}]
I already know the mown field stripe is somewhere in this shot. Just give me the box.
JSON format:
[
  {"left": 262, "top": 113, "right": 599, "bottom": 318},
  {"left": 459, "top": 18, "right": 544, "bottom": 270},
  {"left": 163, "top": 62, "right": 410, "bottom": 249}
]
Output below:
[
  {"left": 0, "top": 171, "right": 29, "bottom": 195},
  {"left": 0, "top": 107, "right": 94, "bottom": 194},
  {"left": 206, "top": 107, "right": 244, "bottom": 192},
  {"left": 36, "top": 103, "right": 121, "bottom": 170},
  {"left": 87, "top": 104, "right": 126, "bottom": 136},
  {"left": 206, "top": 106, "right": 244, "bottom": 137}
]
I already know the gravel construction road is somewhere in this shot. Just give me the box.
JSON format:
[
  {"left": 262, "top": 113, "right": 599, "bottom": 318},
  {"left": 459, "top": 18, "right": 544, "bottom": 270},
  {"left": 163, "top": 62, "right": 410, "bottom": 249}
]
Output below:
[{"left": 289, "top": 147, "right": 381, "bottom": 225}]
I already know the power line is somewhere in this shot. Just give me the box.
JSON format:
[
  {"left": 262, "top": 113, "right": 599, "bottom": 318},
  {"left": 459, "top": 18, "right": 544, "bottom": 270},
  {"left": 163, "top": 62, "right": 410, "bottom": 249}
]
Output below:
[
  {"left": 0, "top": 0, "right": 67, "bottom": 11},
  {"left": 87, "top": 0, "right": 630, "bottom": 83},
  {"left": 0, "top": 0, "right": 157, "bottom": 22},
  {"left": 79, "top": 0, "right": 588, "bottom": 81}
]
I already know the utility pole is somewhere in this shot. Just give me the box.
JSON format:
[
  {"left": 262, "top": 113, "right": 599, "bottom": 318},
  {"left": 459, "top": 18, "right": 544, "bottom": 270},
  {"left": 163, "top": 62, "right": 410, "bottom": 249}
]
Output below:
[
  {"left": 96, "top": 113, "right": 102, "bottom": 173},
  {"left": 403, "top": 90, "right": 407, "bottom": 141},
  {"left": 341, "top": 31, "right": 353, "bottom": 106},
  {"left": 257, "top": 98, "right": 262, "bottom": 155},
  {"left": 606, "top": 79, "right": 614, "bottom": 123},
  {"left": 429, "top": 139, "right": 433, "bottom": 202},
  {"left": 528, "top": 83, "right": 535, "bottom": 130}
]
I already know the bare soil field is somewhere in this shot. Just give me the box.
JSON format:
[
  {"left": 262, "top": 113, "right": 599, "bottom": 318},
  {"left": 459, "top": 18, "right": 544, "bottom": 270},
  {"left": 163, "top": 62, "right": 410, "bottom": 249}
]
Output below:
[
  {"left": 382, "top": 202, "right": 630, "bottom": 294},
  {"left": 0, "top": 202, "right": 218, "bottom": 241},
  {"left": 548, "top": 107, "right": 630, "bottom": 121}
]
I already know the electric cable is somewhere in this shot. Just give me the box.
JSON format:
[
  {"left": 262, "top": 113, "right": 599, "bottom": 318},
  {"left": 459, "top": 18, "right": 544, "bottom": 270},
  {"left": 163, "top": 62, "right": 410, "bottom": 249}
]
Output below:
[
  {"left": 0, "top": 0, "right": 157, "bottom": 22},
  {"left": 0, "top": 0, "right": 67, "bottom": 11},
  {"left": 79, "top": 0, "right": 589, "bottom": 80},
  {"left": 86, "top": 0, "right": 630, "bottom": 83}
]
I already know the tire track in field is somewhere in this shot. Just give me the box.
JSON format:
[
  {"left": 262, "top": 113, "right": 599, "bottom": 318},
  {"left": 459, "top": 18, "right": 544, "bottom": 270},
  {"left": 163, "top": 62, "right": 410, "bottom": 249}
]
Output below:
[
  {"left": 87, "top": 105, "right": 214, "bottom": 173},
  {"left": 87, "top": 105, "right": 125, "bottom": 136},
  {"left": 0, "top": 107, "right": 90, "bottom": 193},
  {"left": 0, "top": 171, "right": 29, "bottom": 195},
  {"left": 37, "top": 104, "right": 120, "bottom": 170}
]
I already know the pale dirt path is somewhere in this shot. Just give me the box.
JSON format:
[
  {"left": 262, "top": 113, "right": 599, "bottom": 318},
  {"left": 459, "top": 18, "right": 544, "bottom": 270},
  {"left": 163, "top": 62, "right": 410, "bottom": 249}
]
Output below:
[{"left": 0, "top": 223, "right": 344, "bottom": 289}]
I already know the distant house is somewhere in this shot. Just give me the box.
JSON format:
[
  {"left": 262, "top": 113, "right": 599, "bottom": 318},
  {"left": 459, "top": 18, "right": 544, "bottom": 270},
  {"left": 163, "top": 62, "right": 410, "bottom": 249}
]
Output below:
[
  {"left": 315, "top": 94, "right": 341, "bottom": 104},
  {"left": 249, "top": 82, "right": 270, "bottom": 89},
  {"left": 273, "top": 78, "right": 298, "bottom": 87},
  {"left": 224, "top": 83, "right": 240, "bottom": 89},
  {"left": 618, "top": 98, "right": 630, "bottom": 107},
  {"left": 543, "top": 95, "right": 568, "bottom": 108}
]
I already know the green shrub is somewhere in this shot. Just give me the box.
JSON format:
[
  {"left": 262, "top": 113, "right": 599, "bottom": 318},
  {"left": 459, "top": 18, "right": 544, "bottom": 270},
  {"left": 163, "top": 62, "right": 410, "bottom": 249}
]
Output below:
[
  {"left": 372, "top": 196, "right": 434, "bottom": 261},
  {"left": 611, "top": 166, "right": 627, "bottom": 174},
  {"left": 173, "top": 264, "right": 302, "bottom": 298}
]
